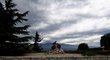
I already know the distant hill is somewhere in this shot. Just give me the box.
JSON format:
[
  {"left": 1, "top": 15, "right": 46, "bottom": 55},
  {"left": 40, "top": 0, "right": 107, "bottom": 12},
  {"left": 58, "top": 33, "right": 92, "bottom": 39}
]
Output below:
[
  {"left": 40, "top": 43, "right": 100, "bottom": 51},
  {"left": 40, "top": 43, "right": 78, "bottom": 51}
]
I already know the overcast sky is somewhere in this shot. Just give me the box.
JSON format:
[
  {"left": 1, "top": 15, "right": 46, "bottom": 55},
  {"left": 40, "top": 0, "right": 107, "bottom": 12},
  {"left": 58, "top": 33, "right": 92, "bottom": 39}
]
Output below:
[{"left": 1, "top": 0, "right": 110, "bottom": 46}]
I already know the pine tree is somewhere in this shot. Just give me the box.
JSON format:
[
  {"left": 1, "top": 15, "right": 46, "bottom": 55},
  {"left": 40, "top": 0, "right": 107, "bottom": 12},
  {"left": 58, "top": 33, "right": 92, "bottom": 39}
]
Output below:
[
  {"left": 0, "top": 0, "right": 32, "bottom": 55},
  {"left": 0, "top": 2, "right": 5, "bottom": 43},
  {"left": 100, "top": 33, "right": 110, "bottom": 50},
  {"left": 33, "top": 32, "right": 42, "bottom": 52}
]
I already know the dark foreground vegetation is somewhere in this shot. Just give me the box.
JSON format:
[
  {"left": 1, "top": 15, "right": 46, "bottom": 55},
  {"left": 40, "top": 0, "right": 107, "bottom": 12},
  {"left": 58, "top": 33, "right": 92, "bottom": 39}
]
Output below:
[
  {"left": 0, "top": 0, "right": 41, "bottom": 56},
  {"left": 65, "top": 49, "right": 110, "bottom": 56}
]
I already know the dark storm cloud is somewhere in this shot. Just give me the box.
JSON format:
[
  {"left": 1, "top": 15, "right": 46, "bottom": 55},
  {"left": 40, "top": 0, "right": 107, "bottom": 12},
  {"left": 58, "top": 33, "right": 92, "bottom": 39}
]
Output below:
[
  {"left": 13, "top": 0, "right": 50, "bottom": 27},
  {"left": 42, "top": 27, "right": 110, "bottom": 43},
  {"left": 76, "top": 14, "right": 102, "bottom": 19},
  {"left": 36, "top": 20, "right": 77, "bottom": 33}
]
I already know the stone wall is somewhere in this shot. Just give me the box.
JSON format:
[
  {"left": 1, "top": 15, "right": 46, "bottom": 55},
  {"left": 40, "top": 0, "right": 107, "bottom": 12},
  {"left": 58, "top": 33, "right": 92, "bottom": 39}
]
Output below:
[{"left": 0, "top": 56, "right": 110, "bottom": 60}]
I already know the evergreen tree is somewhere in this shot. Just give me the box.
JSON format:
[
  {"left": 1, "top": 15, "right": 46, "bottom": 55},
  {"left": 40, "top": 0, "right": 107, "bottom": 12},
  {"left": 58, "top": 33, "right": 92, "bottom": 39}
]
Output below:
[
  {"left": 33, "top": 32, "right": 42, "bottom": 52},
  {"left": 0, "top": 0, "right": 32, "bottom": 55},
  {"left": 100, "top": 33, "right": 110, "bottom": 50}
]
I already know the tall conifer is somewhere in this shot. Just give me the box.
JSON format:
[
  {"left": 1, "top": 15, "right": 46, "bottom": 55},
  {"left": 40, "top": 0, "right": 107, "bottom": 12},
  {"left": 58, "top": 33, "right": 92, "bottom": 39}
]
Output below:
[{"left": 0, "top": 0, "right": 32, "bottom": 54}]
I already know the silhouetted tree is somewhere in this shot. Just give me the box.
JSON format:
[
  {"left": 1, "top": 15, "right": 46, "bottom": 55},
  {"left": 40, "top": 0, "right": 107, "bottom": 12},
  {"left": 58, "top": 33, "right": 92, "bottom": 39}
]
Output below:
[
  {"left": 100, "top": 33, "right": 110, "bottom": 50},
  {"left": 0, "top": 0, "right": 32, "bottom": 55},
  {"left": 33, "top": 32, "right": 42, "bottom": 52},
  {"left": 77, "top": 43, "right": 89, "bottom": 51}
]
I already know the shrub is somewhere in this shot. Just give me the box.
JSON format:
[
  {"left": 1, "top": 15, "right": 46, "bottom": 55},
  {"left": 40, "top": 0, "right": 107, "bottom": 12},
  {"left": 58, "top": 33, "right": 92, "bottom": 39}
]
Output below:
[{"left": 77, "top": 43, "right": 89, "bottom": 51}]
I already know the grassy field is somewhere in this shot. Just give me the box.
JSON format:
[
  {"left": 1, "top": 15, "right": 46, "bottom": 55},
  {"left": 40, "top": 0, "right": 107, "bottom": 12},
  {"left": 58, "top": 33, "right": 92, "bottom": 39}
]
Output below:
[
  {"left": 23, "top": 53, "right": 83, "bottom": 57},
  {"left": 23, "top": 52, "right": 110, "bottom": 57}
]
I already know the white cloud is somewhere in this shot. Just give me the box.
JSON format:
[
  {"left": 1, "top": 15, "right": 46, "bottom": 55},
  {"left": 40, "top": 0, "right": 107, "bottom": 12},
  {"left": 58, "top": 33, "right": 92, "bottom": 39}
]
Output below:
[
  {"left": 12, "top": 0, "right": 110, "bottom": 46},
  {"left": 36, "top": 0, "right": 110, "bottom": 46},
  {"left": 29, "top": 22, "right": 49, "bottom": 30},
  {"left": 88, "top": 0, "right": 110, "bottom": 16},
  {"left": 46, "top": 17, "right": 110, "bottom": 38},
  {"left": 58, "top": 35, "right": 101, "bottom": 46}
]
